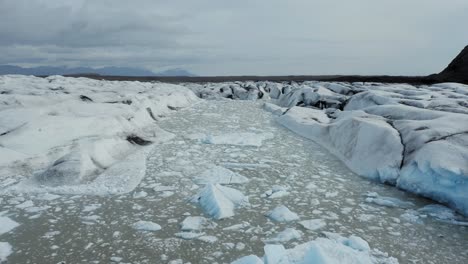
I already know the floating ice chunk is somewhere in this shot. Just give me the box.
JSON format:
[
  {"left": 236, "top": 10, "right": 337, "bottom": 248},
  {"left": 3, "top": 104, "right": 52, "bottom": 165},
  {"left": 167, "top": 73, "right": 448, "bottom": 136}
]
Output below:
[
  {"left": 223, "top": 222, "right": 250, "bottom": 231},
  {"left": 132, "top": 221, "right": 161, "bottom": 231},
  {"left": 197, "top": 235, "right": 218, "bottom": 243},
  {"left": 133, "top": 191, "right": 148, "bottom": 199},
  {"left": 264, "top": 244, "right": 287, "bottom": 264},
  {"left": 343, "top": 235, "right": 371, "bottom": 252},
  {"left": 265, "top": 228, "right": 302, "bottom": 243},
  {"left": 233, "top": 233, "right": 398, "bottom": 264},
  {"left": 236, "top": 242, "right": 246, "bottom": 250},
  {"left": 0, "top": 217, "right": 19, "bottom": 235},
  {"left": 180, "top": 216, "right": 216, "bottom": 231},
  {"left": 263, "top": 102, "right": 287, "bottom": 116},
  {"left": 417, "top": 204, "right": 456, "bottom": 221},
  {"left": 195, "top": 184, "right": 249, "bottom": 219},
  {"left": 175, "top": 232, "right": 205, "bottom": 240},
  {"left": 415, "top": 204, "right": 468, "bottom": 225},
  {"left": 110, "top": 256, "right": 122, "bottom": 262},
  {"left": 0, "top": 242, "right": 12, "bottom": 262},
  {"left": 160, "top": 191, "right": 174, "bottom": 197},
  {"left": 266, "top": 205, "right": 299, "bottom": 222},
  {"left": 83, "top": 203, "right": 101, "bottom": 212},
  {"left": 400, "top": 210, "right": 424, "bottom": 224},
  {"left": 36, "top": 193, "right": 60, "bottom": 201},
  {"left": 16, "top": 200, "right": 34, "bottom": 209},
  {"left": 364, "top": 193, "right": 414, "bottom": 209},
  {"left": 193, "top": 166, "right": 249, "bottom": 185},
  {"left": 222, "top": 163, "right": 271, "bottom": 169},
  {"left": 231, "top": 255, "right": 264, "bottom": 264},
  {"left": 196, "top": 132, "right": 274, "bottom": 147},
  {"left": 299, "top": 219, "right": 327, "bottom": 231},
  {"left": 262, "top": 186, "right": 289, "bottom": 199},
  {"left": 153, "top": 185, "right": 177, "bottom": 192}
]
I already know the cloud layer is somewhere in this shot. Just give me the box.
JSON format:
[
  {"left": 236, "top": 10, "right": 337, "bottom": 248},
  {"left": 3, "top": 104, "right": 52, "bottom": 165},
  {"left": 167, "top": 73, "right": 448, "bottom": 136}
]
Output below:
[{"left": 1, "top": 0, "right": 468, "bottom": 75}]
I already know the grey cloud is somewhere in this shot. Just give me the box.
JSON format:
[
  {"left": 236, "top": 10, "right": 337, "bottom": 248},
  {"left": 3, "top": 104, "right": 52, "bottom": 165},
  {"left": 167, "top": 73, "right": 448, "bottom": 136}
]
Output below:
[
  {"left": 0, "top": 0, "right": 189, "bottom": 47},
  {"left": 1, "top": 0, "right": 468, "bottom": 75}
]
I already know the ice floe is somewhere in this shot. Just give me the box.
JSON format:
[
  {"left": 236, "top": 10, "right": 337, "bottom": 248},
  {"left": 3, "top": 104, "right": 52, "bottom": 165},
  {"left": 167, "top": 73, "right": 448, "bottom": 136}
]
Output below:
[
  {"left": 262, "top": 186, "right": 289, "bottom": 199},
  {"left": 180, "top": 216, "right": 217, "bottom": 231},
  {"left": 364, "top": 192, "right": 414, "bottom": 209},
  {"left": 266, "top": 205, "right": 299, "bottom": 222},
  {"left": 193, "top": 184, "right": 249, "bottom": 219},
  {"left": 298, "top": 219, "right": 327, "bottom": 231},
  {"left": 264, "top": 228, "right": 302, "bottom": 243},
  {"left": 132, "top": 221, "right": 162, "bottom": 231},
  {"left": 231, "top": 233, "right": 398, "bottom": 264},
  {"left": 193, "top": 166, "right": 249, "bottom": 185},
  {"left": 0, "top": 242, "right": 12, "bottom": 263},
  {"left": 0, "top": 216, "right": 19, "bottom": 235}
]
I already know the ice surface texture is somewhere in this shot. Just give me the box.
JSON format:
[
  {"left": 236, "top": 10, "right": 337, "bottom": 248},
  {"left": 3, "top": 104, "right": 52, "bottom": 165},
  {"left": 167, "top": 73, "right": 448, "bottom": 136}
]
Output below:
[
  {"left": 184, "top": 81, "right": 468, "bottom": 216},
  {"left": 0, "top": 75, "right": 197, "bottom": 195}
]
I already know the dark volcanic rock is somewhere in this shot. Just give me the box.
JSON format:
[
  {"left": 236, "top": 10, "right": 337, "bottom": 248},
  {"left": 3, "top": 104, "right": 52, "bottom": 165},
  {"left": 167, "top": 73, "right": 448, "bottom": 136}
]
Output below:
[{"left": 434, "top": 45, "right": 468, "bottom": 83}]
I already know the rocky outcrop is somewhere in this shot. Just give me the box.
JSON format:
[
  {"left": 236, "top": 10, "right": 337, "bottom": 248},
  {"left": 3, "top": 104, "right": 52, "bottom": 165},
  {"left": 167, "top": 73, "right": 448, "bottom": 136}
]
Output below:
[{"left": 433, "top": 45, "right": 468, "bottom": 83}]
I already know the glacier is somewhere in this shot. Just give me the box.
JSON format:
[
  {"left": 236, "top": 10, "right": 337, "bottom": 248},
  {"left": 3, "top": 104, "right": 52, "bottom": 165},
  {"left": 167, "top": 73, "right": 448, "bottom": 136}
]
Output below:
[{"left": 182, "top": 80, "right": 468, "bottom": 216}]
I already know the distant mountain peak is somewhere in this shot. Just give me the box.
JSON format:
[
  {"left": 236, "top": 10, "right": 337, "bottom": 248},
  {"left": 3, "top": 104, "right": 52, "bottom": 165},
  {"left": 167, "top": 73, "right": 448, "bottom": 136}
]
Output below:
[
  {"left": 155, "top": 68, "right": 196, "bottom": 77},
  {"left": 0, "top": 65, "right": 195, "bottom": 77}
]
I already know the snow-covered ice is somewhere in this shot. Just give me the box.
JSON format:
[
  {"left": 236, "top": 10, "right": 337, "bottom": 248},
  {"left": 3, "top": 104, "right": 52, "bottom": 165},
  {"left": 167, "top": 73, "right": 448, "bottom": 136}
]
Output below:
[
  {"left": 187, "top": 80, "right": 468, "bottom": 216},
  {"left": 1, "top": 78, "right": 467, "bottom": 263},
  {"left": 0, "top": 75, "right": 197, "bottom": 196}
]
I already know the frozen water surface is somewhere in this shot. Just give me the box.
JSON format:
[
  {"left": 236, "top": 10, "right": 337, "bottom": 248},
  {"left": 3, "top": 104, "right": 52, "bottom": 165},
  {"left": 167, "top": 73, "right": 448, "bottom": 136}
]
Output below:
[{"left": 0, "top": 100, "right": 467, "bottom": 263}]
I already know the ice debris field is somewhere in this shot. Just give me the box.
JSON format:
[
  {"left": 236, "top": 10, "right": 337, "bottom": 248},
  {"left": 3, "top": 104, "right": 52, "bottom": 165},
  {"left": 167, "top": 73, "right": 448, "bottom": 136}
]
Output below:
[{"left": 0, "top": 75, "right": 467, "bottom": 263}]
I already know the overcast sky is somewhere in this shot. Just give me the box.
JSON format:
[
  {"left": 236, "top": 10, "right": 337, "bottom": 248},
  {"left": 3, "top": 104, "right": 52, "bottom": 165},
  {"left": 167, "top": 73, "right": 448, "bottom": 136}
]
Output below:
[{"left": 1, "top": 0, "right": 467, "bottom": 76}]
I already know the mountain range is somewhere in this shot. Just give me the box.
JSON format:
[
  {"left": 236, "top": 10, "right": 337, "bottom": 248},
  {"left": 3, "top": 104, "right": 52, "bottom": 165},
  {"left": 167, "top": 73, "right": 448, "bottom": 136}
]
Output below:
[{"left": 0, "top": 65, "right": 195, "bottom": 77}]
